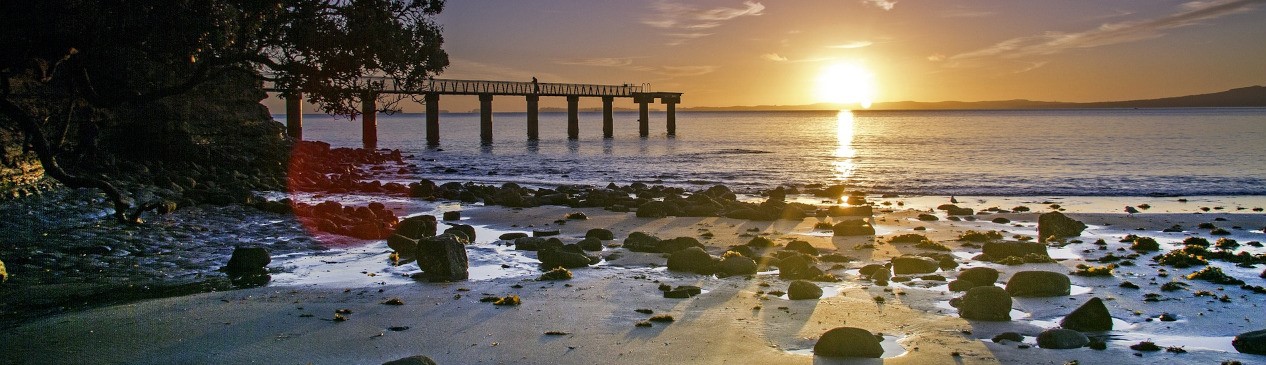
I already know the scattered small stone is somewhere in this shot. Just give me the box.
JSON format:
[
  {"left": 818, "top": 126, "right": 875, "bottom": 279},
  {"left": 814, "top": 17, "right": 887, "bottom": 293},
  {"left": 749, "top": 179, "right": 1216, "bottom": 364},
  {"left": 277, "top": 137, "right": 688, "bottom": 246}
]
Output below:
[
  {"left": 1129, "top": 341, "right": 1161, "bottom": 351},
  {"left": 992, "top": 332, "right": 1024, "bottom": 343},
  {"left": 544, "top": 331, "right": 569, "bottom": 336},
  {"left": 635, "top": 308, "right": 653, "bottom": 314},
  {"left": 382, "top": 298, "right": 405, "bottom": 305},
  {"left": 564, "top": 212, "right": 588, "bottom": 220},
  {"left": 648, "top": 314, "right": 674, "bottom": 322},
  {"left": 635, "top": 321, "right": 652, "bottom": 327}
]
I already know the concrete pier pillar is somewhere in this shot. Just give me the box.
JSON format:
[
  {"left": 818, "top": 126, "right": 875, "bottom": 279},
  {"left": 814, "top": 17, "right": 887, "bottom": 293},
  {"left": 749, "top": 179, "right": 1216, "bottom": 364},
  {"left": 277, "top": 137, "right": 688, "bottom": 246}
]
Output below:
[
  {"left": 479, "top": 94, "right": 493, "bottom": 143},
  {"left": 601, "top": 96, "right": 614, "bottom": 139},
  {"left": 634, "top": 94, "right": 654, "bottom": 138},
  {"left": 567, "top": 96, "right": 580, "bottom": 139},
  {"left": 526, "top": 95, "right": 539, "bottom": 140},
  {"left": 425, "top": 93, "right": 440, "bottom": 145},
  {"left": 661, "top": 95, "right": 680, "bottom": 136},
  {"left": 285, "top": 92, "right": 303, "bottom": 140},
  {"left": 361, "top": 92, "right": 377, "bottom": 149}
]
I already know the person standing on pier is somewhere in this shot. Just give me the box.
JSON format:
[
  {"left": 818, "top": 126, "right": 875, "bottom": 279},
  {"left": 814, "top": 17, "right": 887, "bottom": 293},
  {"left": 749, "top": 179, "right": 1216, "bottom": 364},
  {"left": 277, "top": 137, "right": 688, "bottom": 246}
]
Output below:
[{"left": 532, "top": 76, "right": 539, "bottom": 94}]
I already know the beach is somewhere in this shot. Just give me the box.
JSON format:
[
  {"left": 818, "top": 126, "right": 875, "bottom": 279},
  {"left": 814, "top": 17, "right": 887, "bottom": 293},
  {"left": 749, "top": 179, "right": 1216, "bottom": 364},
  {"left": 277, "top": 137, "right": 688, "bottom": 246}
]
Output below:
[{"left": 3, "top": 192, "right": 1264, "bottom": 365}]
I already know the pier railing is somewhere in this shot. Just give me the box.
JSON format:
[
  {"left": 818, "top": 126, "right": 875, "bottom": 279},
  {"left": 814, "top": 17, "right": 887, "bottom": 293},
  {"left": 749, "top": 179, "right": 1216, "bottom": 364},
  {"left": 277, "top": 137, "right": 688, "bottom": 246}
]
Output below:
[{"left": 268, "top": 77, "right": 646, "bottom": 97}]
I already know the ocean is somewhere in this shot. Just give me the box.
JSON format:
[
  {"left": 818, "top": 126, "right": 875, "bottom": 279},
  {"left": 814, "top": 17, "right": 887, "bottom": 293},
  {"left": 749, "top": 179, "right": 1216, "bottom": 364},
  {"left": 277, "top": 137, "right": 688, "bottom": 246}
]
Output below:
[{"left": 278, "top": 108, "right": 1266, "bottom": 196}]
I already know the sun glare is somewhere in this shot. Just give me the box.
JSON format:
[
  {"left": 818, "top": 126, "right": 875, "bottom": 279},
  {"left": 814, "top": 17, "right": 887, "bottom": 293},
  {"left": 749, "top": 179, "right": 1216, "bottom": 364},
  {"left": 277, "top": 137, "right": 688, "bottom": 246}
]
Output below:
[{"left": 815, "top": 62, "right": 876, "bottom": 108}]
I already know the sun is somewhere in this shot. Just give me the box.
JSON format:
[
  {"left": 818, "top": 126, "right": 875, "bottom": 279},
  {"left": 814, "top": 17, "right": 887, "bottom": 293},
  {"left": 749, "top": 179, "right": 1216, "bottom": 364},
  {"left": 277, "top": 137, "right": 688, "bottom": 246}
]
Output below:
[{"left": 815, "top": 62, "right": 877, "bottom": 108}]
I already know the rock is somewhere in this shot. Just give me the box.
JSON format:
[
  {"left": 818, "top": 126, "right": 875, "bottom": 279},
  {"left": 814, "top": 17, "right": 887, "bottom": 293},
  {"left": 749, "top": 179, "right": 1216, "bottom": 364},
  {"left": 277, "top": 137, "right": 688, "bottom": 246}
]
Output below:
[
  {"left": 667, "top": 247, "right": 718, "bottom": 274},
  {"left": 442, "top": 211, "right": 461, "bottom": 221},
  {"left": 1061, "top": 297, "right": 1112, "bottom": 331},
  {"left": 663, "top": 285, "right": 702, "bottom": 298},
  {"left": 532, "top": 229, "right": 560, "bottom": 237},
  {"left": 958, "top": 267, "right": 1000, "bottom": 286},
  {"left": 992, "top": 332, "right": 1024, "bottom": 343},
  {"left": 1036, "top": 328, "right": 1089, "bottom": 349},
  {"left": 943, "top": 206, "right": 974, "bottom": 216},
  {"left": 776, "top": 253, "right": 819, "bottom": 280},
  {"left": 224, "top": 247, "right": 270, "bottom": 273},
  {"left": 577, "top": 237, "right": 603, "bottom": 251},
  {"left": 565, "top": 212, "right": 588, "bottom": 220},
  {"left": 382, "top": 355, "right": 437, "bottom": 365},
  {"left": 538, "top": 247, "right": 593, "bottom": 269},
  {"left": 891, "top": 256, "right": 939, "bottom": 274},
  {"left": 1233, "top": 329, "right": 1266, "bottom": 355},
  {"left": 636, "top": 201, "right": 669, "bottom": 218},
  {"left": 746, "top": 236, "right": 775, "bottom": 249},
  {"left": 498, "top": 232, "right": 528, "bottom": 240},
  {"left": 917, "top": 213, "right": 939, "bottom": 221},
  {"left": 982, "top": 241, "right": 1048, "bottom": 260},
  {"left": 514, "top": 237, "right": 558, "bottom": 251},
  {"left": 858, "top": 264, "right": 887, "bottom": 277},
  {"left": 784, "top": 240, "right": 819, "bottom": 256},
  {"left": 832, "top": 219, "right": 875, "bottom": 236},
  {"left": 585, "top": 228, "right": 615, "bottom": 240},
  {"left": 1005, "top": 271, "right": 1071, "bottom": 297},
  {"left": 958, "top": 286, "right": 1012, "bottom": 321},
  {"left": 813, "top": 327, "right": 884, "bottom": 358},
  {"left": 1037, "top": 211, "right": 1087, "bottom": 242},
  {"left": 659, "top": 237, "right": 705, "bottom": 253},
  {"left": 395, "top": 215, "right": 437, "bottom": 239},
  {"left": 991, "top": 217, "right": 1011, "bottom": 224},
  {"left": 825, "top": 205, "right": 873, "bottom": 217},
  {"left": 947, "top": 279, "right": 976, "bottom": 292},
  {"left": 387, "top": 234, "right": 419, "bottom": 256},
  {"left": 415, "top": 234, "right": 469, "bottom": 281},
  {"left": 623, "top": 232, "right": 662, "bottom": 252},
  {"left": 787, "top": 280, "right": 823, "bottom": 300},
  {"left": 718, "top": 255, "right": 757, "bottom": 276},
  {"left": 0, "top": 258, "right": 6, "bottom": 284},
  {"left": 445, "top": 223, "right": 476, "bottom": 242}
]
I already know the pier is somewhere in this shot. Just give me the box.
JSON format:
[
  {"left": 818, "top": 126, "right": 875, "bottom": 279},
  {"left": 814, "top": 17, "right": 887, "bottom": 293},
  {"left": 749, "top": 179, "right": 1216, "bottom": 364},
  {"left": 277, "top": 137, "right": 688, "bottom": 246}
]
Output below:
[{"left": 268, "top": 78, "right": 683, "bottom": 149}]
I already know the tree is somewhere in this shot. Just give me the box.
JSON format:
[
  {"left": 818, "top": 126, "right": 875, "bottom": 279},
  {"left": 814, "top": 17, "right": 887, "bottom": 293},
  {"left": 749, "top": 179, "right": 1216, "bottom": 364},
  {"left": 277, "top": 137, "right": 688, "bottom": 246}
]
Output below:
[{"left": 0, "top": 0, "right": 449, "bottom": 223}]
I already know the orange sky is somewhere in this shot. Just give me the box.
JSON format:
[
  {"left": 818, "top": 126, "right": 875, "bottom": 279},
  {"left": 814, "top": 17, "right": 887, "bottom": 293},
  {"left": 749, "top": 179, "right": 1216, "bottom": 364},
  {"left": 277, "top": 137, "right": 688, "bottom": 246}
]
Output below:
[{"left": 266, "top": 0, "right": 1266, "bottom": 113}]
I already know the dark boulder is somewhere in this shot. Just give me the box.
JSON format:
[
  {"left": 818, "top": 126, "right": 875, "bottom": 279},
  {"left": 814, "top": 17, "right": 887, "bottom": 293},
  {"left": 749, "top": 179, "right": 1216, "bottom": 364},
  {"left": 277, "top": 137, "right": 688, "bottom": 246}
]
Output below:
[
  {"left": 917, "top": 213, "right": 939, "bottom": 221},
  {"left": 1061, "top": 297, "right": 1112, "bottom": 331},
  {"left": 636, "top": 201, "right": 669, "bottom": 218},
  {"left": 958, "top": 267, "right": 1000, "bottom": 286},
  {"left": 444, "top": 224, "right": 476, "bottom": 242},
  {"left": 746, "top": 236, "right": 776, "bottom": 249},
  {"left": 776, "top": 253, "right": 819, "bottom": 280},
  {"left": 577, "top": 237, "right": 604, "bottom": 251},
  {"left": 982, "top": 241, "right": 1048, "bottom": 260},
  {"left": 585, "top": 228, "right": 615, "bottom": 240},
  {"left": 947, "top": 279, "right": 976, "bottom": 292},
  {"left": 532, "top": 229, "right": 560, "bottom": 237},
  {"left": 224, "top": 247, "right": 270, "bottom": 274},
  {"left": 667, "top": 247, "right": 718, "bottom": 274},
  {"left": 958, "top": 286, "right": 1012, "bottom": 321},
  {"left": 514, "top": 237, "right": 563, "bottom": 251},
  {"left": 784, "top": 240, "right": 819, "bottom": 256},
  {"left": 660, "top": 237, "right": 705, "bottom": 253},
  {"left": 891, "top": 256, "right": 938, "bottom": 275},
  {"left": 1037, "top": 211, "right": 1087, "bottom": 242},
  {"left": 1036, "top": 328, "right": 1089, "bottom": 349},
  {"left": 858, "top": 264, "right": 887, "bottom": 277},
  {"left": 832, "top": 219, "right": 875, "bottom": 236},
  {"left": 663, "top": 285, "right": 702, "bottom": 298},
  {"left": 787, "top": 280, "right": 824, "bottom": 300},
  {"left": 395, "top": 215, "right": 437, "bottom": 239},
  {"left": 1233, "top": 329, "right": 1266, "bottom": 355},
  {"left": 825, "top": 205, "right": 873, "bottom": 217},
  {"left": 813, "top": 327, "right": 884, "bottom": 358},
  {"left": 718, "top": 255, "right": 758, "bottom": 276},
  {"left": 387, "top": 234, "right": 419, "bottom": 256},
  {"left": 498, "top": 232, "right": 529, "bottom": 240},
  {"left": 623, "top": 232, "right": 663, "bottom": 252},
  {"left": 1005, "top": 271, "right": 1071, "bottom": 297},
  {"left": 415, "top": 234, "right": 469, "bottom": 281},
  {"left": 538, "top": 247, "right": 593, "bottom": 269},
  {"left": 382, "top": 355, "right": 437, "bottom": 365},
  {"left": 442, "top": 211, "right": 461, "bottom": 221}
]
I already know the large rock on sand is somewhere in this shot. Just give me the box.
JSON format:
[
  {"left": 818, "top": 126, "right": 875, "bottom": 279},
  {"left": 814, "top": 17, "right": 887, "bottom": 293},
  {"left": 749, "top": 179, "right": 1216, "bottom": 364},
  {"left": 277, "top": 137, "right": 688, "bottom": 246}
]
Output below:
[
  {"left": 958, "top": 267, "right": 999, "bottom": 286},
  {"left": 382, "top": 355, "right": 437, "bottom": 365},
  {"left": 1234, "top": 329, "right": 1266, "bottom": 355},
  {"left": 1005, "top": 271, "right": 1071, "bottom": 297},
  {"left": 832, "top": 219, "right": 875, "bottom": 236},
  {"left": 814, "top": 327, "right": 884, "bottom": 358},
  {"left": 1060, "top": 297, "right": 1113, "bottom": 331},
  {"left": 415, "top": 234, "right": 469, "bottom": 281},
  {"left": 538, "top": 247, "right": 593, "bottom": 269},
  {"left": 1036, "top": 328, "right": 1089, "bottom": 349},
  {"left": 585, "top": 228, "right": 615, "bottom": 240},
  {"left": 1037, "top": 211, "right": 1087, "bottom": 242},
  {"left": 395, "top": 215, "right": 437, "bottom": 239},
  {"left": 891, "top": 256, "right": 939, "bottom": 274},
  {"left": 787, "top": 280, "right": 823, "bottom": 300},
  {"left": 958, "top": 286, "right": 1012, "bottom": 321},
  {"left": 667, "top": 247, "right": 718, "bottom": 274},
  {"left": 718, "top": 255, "right": 758, "bottom": 276},
  {"left": 224, "top": 247, "right": 270, "bottom": 274}
]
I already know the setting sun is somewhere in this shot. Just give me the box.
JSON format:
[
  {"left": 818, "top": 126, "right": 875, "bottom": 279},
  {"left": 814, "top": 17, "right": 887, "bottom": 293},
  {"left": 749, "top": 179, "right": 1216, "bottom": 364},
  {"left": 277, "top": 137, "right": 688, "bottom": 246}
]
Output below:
[{"left": 815, "top": 62, "right": 876, "bottom": 108}]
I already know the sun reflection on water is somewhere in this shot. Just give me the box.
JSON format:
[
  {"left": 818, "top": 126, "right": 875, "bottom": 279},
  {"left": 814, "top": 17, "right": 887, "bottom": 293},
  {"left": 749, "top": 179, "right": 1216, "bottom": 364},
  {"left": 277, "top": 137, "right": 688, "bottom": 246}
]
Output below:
[{"left": 834, "top": 110, "right": 857, "bottom": 182}]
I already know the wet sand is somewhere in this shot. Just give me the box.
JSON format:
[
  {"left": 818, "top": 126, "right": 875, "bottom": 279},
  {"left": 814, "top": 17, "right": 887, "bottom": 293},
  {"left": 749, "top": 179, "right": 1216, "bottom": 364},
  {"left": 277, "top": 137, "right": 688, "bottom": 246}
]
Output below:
[{"left": 2, "top": 195, "right": 1265, "bottom": 364}]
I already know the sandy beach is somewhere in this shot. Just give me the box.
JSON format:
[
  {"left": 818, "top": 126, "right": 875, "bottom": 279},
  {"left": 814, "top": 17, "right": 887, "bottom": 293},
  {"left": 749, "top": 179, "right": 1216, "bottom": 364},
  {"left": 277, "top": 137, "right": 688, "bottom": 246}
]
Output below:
[{"left": 2, "top": 194, "right": 1264, "bottom": 365}]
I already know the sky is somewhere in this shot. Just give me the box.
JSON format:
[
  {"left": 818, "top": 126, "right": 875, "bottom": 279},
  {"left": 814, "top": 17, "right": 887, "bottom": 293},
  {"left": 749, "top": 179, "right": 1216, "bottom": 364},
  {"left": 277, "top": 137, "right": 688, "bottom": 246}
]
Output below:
[{"left": 270, "top": 0, "right": 1266, "bottom": 112}]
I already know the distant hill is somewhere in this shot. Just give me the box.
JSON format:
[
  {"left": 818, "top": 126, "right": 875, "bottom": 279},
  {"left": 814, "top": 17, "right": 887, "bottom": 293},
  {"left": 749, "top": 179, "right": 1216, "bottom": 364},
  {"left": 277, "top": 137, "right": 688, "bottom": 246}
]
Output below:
[{"left": 685, "top": 86, "right": 1266, "bottom": 111}]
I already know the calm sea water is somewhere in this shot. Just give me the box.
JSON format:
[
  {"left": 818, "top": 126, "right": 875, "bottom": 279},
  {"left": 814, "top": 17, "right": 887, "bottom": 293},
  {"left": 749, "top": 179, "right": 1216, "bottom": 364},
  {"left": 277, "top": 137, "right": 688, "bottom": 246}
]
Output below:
[{"left": 278, "top": 108, "right": 1266, "bottom": 196}]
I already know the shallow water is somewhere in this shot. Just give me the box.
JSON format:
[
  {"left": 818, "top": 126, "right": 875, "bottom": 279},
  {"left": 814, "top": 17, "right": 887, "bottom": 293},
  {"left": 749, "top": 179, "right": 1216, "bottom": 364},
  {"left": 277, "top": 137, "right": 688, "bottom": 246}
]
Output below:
[{"left": 283, "top": 108, "right": 1266, "bottom": 195}]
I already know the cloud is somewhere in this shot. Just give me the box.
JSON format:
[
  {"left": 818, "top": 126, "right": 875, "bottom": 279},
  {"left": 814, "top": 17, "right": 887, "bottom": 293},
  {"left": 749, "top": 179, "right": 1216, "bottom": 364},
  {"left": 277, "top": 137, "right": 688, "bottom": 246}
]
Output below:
[
  {"left": 1013, "top": 61, "right": 1048, "bottom": 74},
  {"left": 656, "top": 65, "right": 718, "bottom": 77},
  {"left": 926, "top": 53, "right": 946, "bottom": 62},
  {"left": 762, "top": 53, "right": 789, "bottom": 62},
  {"left": 939, "top": 9, "right": 995, "bottom": 18},
  {"left": 827, "top": 41, "right": 874, "bottom": 49},
  {"left": 642, "top": 1, "right": 765, "bottom": 45},
  {"left": 442, "top": 57, "right": 567, "bottom": 82},
  {"left": 947, "top": 0, "right": 1263, "bottom": 64},
  {"left": 555, "top": 58, "right": 635, "bottom": 67},
  {"left": 862, "top": 0, "right": 897, "bottom": 11}
]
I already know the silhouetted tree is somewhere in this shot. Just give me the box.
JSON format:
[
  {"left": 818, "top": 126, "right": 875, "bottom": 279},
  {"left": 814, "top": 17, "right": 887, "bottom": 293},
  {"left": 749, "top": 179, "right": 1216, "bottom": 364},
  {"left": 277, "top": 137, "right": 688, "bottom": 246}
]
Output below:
[{"left": 0, "top": 0, "right": 449, "bottom": 223}]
